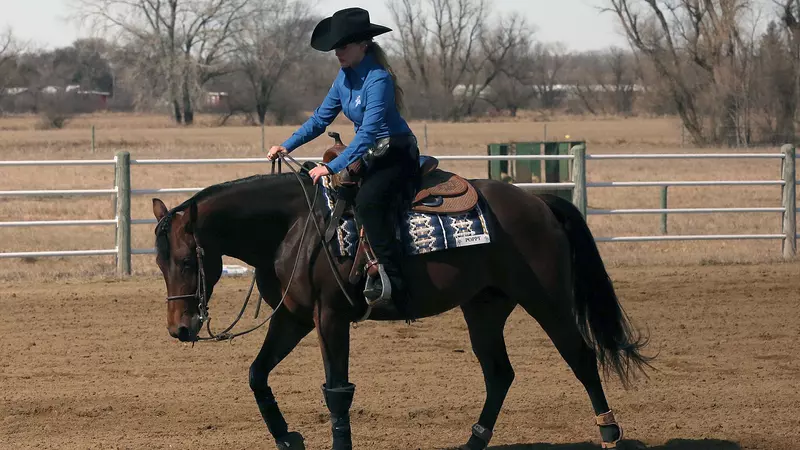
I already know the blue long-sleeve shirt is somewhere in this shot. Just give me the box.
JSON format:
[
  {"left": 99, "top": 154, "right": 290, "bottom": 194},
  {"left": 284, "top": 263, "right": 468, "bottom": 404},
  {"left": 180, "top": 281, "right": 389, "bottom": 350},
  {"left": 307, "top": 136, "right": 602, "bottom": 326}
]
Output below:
[{"left": 281, "top": 52, "right": 412, "bottom": 174}]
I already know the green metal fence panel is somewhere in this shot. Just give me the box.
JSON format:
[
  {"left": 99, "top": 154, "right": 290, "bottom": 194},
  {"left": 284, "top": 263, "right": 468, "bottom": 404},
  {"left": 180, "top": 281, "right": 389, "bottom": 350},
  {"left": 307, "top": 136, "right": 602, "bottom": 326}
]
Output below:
[
  {"left": 487, "top": 143, "right": 508, "bottom": 181},
  {"left": 514, "top": 142, "right": 542, "bottom": 182},
  {"left": 543, "top": 142, "right": 560, "bottom": 184}
]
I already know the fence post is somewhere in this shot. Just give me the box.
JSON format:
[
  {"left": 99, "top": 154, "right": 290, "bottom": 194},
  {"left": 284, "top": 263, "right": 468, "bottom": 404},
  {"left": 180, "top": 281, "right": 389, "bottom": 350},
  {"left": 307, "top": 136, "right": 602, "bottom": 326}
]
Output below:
[
  {"left": 115, "top": 151, "right": 132, "bottom": 276},
  {"left": 660, "top": 186, "right": 668, "bottom": 234},
  {"left": 261, "top": 121, "right": 265, "bottom": 152},
  {"left": 424, "top": 123, "right": 428, "bottom": 153},
  {"left": 91, "top": 125, "right": 96, "bottom": 153},
  {"left": 782, "top": 144, "right": 796, "bottom": 259},
  {"left": 571, "top": 144, "right": 587, "bottom": 217}
]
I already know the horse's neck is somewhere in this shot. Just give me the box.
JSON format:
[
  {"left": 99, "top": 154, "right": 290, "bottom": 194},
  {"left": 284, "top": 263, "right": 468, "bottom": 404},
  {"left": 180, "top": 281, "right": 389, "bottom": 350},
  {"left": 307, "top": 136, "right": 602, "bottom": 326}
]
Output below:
[{"left": 199, "top": 176, "right": 312, "bottom": 267}]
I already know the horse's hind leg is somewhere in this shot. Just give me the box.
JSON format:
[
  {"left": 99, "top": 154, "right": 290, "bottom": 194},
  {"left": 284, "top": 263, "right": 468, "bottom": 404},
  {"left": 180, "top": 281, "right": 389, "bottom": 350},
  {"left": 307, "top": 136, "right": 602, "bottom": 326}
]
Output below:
[
  {"left": 249, "top": 305, "right": 314, "bottom": 450},
  {"left": 517, "top": 292, "right": 622, "bottom": 447},
  {"left": 458, "top": 289, "right": 517, "bottom": 450}
]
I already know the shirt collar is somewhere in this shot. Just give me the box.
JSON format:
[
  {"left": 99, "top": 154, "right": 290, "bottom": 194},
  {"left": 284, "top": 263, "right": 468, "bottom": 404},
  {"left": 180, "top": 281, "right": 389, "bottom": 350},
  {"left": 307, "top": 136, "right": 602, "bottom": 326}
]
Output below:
[{"left": 349, "top": 51, "right": 376, "bottom": 79}]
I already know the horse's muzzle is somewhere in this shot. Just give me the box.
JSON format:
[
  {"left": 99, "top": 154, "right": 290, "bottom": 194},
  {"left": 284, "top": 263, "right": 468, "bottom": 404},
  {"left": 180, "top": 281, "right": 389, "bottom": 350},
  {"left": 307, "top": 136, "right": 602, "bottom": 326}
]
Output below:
[
  {"left": 168, "top": 314, "right": 201, "bottom": 342},
  {"left": 175, "top": 325, "right": 196, "bottom": 342}
]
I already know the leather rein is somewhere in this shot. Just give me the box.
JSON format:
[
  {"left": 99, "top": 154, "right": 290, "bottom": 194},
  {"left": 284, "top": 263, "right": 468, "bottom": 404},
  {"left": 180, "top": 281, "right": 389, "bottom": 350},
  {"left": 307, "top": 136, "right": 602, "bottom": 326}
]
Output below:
[{"left": 165, "top": 155, "right": 366, "bottom": 343}]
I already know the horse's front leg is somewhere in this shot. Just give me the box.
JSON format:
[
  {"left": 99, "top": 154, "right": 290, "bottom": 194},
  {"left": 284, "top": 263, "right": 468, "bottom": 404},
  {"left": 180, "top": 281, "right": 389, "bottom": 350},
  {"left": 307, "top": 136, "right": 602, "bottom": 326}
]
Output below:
[
  {"left": 315, "top": 304, "right": 354, "bottom": 450},
  {"left": 249, "top": 305, "right": 314, "bottom": 450}
]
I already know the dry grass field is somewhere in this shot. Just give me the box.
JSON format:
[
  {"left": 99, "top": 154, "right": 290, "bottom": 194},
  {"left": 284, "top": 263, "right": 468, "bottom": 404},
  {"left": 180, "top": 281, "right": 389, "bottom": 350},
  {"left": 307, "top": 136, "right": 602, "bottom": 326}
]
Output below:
[{"left": 0, "top": 112, "right": 792, "bottom": 280}]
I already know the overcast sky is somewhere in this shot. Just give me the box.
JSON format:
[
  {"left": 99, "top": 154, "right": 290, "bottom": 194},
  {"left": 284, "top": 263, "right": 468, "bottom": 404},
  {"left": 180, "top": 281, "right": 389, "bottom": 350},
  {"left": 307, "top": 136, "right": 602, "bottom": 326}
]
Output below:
[{"left": 1, "top": 0, "right": 637, "bottom": 51}]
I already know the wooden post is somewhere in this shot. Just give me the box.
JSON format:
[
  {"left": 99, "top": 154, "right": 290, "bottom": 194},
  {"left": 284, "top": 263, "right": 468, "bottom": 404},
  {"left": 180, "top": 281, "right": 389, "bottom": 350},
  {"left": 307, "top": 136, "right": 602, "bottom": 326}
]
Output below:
[
  {"left": 571, "top": 144, "right": 587, "bottom": 217},
  {"left": 115, "top": 151, "right": 132, "bottom": 276},
  {"left": 91, "top": 125, "right": 96, "bottom": 153},
  {"left": 424, "top": 123, "right": 428, "bottom": 153},
  {"left": 782, "top": 144, "right": 796, "bottom": 259},
  {"left": 261, "top": 121, "right": 265, "bottom": 152},
  {"left": 660, "top": 186, "right": 668, "bottom": 234}
]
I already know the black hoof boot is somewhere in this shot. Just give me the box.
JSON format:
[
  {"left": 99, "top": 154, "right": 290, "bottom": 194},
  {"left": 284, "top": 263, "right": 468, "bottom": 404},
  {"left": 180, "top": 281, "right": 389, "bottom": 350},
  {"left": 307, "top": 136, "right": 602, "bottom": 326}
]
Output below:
[
  {"left": 460, "top": 423, "right": 493, "bottom": 450},
  {"left": 323, "top": 383, "right": 356, "bottom": 450},
  {"left": 276, "top": 431, "right": 305, "bottom": 450}
]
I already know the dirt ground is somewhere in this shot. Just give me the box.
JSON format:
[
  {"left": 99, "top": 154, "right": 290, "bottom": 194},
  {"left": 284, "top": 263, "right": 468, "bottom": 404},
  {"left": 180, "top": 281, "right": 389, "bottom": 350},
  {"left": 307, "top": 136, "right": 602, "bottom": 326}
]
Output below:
[{"left": 1, "top": 262, "right": 799, "bottom": 450}]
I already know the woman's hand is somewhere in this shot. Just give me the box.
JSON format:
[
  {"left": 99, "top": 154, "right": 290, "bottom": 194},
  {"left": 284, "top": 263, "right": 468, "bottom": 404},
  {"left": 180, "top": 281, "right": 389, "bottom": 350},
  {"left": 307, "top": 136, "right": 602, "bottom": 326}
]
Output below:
[
  {"left": 309, "top": 164, "right": 333, "bottom": 184},
  {"left": 267, "top": 145, "right": 287, "bottom": 161}
]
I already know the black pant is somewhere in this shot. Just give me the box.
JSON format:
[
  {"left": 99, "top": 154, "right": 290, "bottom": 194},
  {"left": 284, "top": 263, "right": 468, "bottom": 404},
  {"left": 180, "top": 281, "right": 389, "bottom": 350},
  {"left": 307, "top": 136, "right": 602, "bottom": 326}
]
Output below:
[{"left": 354, "top": 136, "right": 419, "bottom": 281}]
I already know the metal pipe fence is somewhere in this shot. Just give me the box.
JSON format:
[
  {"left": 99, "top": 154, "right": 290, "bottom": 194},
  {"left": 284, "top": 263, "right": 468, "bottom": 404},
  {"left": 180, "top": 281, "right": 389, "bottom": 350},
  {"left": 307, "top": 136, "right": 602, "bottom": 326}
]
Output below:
[{"left": 1, "top": 144, "right": 796, "bottom": 274}]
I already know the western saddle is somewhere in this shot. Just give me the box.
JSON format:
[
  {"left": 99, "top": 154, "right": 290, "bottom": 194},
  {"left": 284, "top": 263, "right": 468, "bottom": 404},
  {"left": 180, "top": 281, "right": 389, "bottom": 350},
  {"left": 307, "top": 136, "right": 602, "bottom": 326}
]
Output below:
[
  {"left": 322, "top": 132, "right": 478, "bottom": 215},
  {"left": 319, "top": 132, "right": 480, "bottom": 288}
]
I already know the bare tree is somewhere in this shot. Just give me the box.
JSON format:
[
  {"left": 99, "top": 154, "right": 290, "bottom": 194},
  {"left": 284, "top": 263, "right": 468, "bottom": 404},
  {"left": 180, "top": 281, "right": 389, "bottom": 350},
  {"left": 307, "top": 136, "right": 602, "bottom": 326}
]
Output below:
[
  {"left": 0, "top": 28, "right": 19, "bottom": 111},
  {"left": 530, "top": 42, "right": 569, "bottom": 110},
  {"left": 387, "top": 0, "right": 482, "bottom": 118},
  {"left": 387, "top": 0, "right": 533, "bottom": 119},
  {"left": 753, "top": 21, "right": 795, "bottom": 142},
  {"left": 459, "top": 15, "right": 534, "bottom": 116},
  {"left": 72, "top": 0, "right": 250, "bottom": 124},
  {"left": 605, "top": 47, "right": 637, "bottom": 114},
  {"left": 571, "top": 51, "right": 606, "bottom": 115},
  {"left": 607, "top": 0, "right": 759, "bottom": 145},
  {"left": 780, "top": 0, "right": 800, "bottom": 125},
  {"left": 486, "top": 31, "right": 538, "bottom": 116},
  {"left": 572, "top": 48, "right": 638, "bottom": 115},
  {"left": 231, "top": 0, "right": 316, "bottom": 125}
]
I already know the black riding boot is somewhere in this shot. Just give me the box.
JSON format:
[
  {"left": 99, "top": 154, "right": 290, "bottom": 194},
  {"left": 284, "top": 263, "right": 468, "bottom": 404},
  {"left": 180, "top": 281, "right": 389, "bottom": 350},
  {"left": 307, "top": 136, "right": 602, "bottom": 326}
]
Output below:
[
  {"left": 322, "top": 383, "right": 356, "bottom": 450},
  {"left": 355, "top": 135, "right": 417, "bottom": 311}
]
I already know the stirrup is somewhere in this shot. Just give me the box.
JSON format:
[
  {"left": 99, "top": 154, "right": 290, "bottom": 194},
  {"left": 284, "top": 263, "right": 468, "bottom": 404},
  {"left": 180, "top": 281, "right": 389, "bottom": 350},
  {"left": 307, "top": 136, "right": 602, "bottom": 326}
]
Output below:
[
  {"left": 595, "top": 410, "right": 623, "bottom": 449},
  {"left": 363, "top": 263, "right": 392, "bottom": 307}
]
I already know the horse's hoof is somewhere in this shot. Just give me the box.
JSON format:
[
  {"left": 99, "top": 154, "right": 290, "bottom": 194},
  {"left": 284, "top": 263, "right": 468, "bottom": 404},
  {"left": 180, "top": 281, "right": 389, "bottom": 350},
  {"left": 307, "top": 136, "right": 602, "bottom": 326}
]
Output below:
[
  {"left": 459, "top": 440, "right": 487, "bottom": 450},
  {"left": 276, "top": 431, "right": 305, "bottom": 450}
]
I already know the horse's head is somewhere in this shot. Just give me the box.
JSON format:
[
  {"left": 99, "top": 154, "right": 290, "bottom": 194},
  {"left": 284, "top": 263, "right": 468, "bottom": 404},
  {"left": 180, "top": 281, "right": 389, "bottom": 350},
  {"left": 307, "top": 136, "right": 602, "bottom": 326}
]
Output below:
[{"left": 152, "top": 197, "right": 221, "bottom": 342}]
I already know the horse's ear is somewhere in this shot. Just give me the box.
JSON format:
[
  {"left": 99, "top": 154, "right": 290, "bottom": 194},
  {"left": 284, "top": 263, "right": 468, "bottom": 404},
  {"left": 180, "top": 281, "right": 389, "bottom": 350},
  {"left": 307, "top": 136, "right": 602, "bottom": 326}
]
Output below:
[
  {"left": 152, "top": 198, "right": 168, "bottom": 220},
  {"left": 184, "top": 201, "right": 198, "bottom": 235}
]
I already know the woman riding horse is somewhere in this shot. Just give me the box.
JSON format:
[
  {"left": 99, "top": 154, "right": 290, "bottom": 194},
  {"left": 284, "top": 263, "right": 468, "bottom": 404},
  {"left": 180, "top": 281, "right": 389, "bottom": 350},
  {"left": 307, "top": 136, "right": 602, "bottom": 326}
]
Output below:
[{"left": 267, "top": 7, "right": 418, "bottom": 309}]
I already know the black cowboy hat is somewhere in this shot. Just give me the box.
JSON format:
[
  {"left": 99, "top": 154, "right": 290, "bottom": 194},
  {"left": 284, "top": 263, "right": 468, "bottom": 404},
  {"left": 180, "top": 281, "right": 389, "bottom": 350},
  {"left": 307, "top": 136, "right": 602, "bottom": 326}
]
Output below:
[{"left": 310, "top": 7, "right": 392, "bottom": 52}]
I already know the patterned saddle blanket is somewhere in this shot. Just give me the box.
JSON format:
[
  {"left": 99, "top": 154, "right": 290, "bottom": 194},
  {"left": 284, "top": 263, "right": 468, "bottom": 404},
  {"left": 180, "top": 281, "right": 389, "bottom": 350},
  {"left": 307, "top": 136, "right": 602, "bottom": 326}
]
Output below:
[{"left": 320, "top": 177, "right": 493, "bottom": 257}]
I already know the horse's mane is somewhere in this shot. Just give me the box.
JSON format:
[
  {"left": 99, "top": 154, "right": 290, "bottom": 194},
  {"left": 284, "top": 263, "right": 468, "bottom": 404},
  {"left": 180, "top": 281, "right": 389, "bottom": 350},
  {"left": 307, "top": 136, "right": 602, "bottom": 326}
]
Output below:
[{"left": 155, "top": 172, "right": 304, "bottom": 260}]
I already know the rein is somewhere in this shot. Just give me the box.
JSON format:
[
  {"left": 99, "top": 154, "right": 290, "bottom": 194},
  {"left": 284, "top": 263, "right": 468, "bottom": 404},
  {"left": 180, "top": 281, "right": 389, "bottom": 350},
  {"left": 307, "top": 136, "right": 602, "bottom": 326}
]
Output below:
[
  {"left": 278, "top": 153, "right": 365, "bottom": 317},
  {"left": 166, "top": 155, "right": 367, "bottom": 343}
]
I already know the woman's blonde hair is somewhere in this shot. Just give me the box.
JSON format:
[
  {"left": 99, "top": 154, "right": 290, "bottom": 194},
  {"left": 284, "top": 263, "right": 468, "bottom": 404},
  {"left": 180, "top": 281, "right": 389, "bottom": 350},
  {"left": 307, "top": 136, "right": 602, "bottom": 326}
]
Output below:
[{"left": 366, "top": 41, "right": 404, "bottom": 113}]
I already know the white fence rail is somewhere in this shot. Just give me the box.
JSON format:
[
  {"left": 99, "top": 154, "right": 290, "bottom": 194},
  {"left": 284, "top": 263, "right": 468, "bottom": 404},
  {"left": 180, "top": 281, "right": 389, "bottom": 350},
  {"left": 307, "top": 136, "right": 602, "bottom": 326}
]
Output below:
[{"left": 1, "top": 144, "right": 796, "bottom": 275}]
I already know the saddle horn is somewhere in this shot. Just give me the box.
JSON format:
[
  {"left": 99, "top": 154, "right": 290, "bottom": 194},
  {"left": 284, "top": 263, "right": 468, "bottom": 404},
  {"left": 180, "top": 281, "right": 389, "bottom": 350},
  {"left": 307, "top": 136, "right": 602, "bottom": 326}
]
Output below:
[{"left": 328, "top": 131, "right": 345, "bottom": 147}]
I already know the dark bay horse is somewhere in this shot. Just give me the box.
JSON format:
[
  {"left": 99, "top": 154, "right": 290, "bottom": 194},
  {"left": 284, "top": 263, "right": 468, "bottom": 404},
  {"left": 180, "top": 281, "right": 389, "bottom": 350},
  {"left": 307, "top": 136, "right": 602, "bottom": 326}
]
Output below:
[{"left": 151, "top": 164, "right": 651, "bottom": 450}]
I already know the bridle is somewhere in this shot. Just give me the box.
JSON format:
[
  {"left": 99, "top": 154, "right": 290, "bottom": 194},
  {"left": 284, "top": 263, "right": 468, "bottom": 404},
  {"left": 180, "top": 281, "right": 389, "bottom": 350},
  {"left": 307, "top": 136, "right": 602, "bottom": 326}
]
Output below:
[
  {"left": 166, "top": 244, "right": 210, "bottom": 323},
  {"left": 162, "top": 155, "right": 367, "bottom": 343}
]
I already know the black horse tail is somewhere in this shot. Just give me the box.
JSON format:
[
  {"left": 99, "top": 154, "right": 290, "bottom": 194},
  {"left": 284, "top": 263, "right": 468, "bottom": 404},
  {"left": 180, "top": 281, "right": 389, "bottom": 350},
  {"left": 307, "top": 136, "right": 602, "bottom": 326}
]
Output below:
[{"left": 539, "top": 194, "right": 653, "bottom": 388}]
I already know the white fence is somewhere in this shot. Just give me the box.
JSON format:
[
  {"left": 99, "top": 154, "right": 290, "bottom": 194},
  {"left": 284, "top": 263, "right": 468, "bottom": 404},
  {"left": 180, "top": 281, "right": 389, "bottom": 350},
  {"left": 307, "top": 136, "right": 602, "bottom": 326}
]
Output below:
[{"left": 1, "top": 144, "right": 796, "bottom": 275}]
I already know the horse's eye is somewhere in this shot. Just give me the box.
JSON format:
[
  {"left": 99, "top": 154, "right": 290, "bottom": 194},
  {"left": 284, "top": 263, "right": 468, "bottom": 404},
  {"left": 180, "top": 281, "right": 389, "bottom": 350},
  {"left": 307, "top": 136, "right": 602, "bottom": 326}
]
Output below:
[{"left": 180, "top": 259, "right": 194, "bottom": 271}]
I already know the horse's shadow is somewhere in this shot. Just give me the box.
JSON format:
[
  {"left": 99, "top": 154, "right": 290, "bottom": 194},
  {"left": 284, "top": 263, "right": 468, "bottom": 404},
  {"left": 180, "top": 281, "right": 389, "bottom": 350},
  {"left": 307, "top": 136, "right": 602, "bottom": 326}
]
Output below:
[{"left": 487, "top": 439, "right": 741, "bottom": 450}]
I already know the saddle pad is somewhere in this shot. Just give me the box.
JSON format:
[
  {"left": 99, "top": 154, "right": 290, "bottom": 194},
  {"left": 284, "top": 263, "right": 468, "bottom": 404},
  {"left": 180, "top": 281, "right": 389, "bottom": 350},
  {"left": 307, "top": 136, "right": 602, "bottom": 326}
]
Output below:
[{"left": 320, "top": 179, "right": 493, "bottom": 257}]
